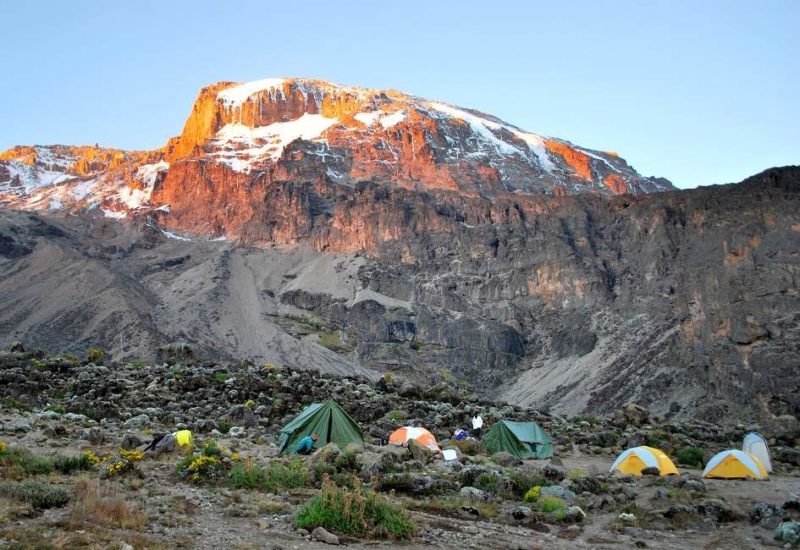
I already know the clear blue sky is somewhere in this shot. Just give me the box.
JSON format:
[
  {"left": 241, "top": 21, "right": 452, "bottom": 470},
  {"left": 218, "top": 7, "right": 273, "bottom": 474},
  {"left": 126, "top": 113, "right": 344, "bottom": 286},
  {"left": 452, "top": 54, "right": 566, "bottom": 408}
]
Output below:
[{"left": 1, "top": 0, "right": 797, "bottom": 188}]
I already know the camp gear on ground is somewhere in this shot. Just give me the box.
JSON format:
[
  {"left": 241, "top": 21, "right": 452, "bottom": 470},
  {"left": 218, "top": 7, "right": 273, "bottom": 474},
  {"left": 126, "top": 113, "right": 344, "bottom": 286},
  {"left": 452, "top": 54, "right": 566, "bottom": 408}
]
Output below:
[
  {"left": 174, "top": 430, "right": 194, "bottom": 449},
  {"left": 610, "top": 446, "right": 678, "bottom": 476},
  {"left": 296, "top": 435, "right": 316, "bottom": 455},
  {"left": 278, "top": 400, "right": 364, "bottom": 456},
  {"left": 742, "top": 432, "right": 772, "bottom": 472},
  {"left": 143, "top": 433, "right": 168, "bottom": 452},
  {"left": 389, "top": 427, "right": 440, "bottom": 450},
  {"left": 483, "top": 420, "right": 554, "bottom": 459},
  {"left": 442, "top": 449, "right": 458, "bottom": 461},
  {"left": 454, "top": 429, "right": 468, "bottom": 441},
  {"left": 143, "top": 430, "right": 193, "bottom": 454},
  {"left": 702, "top": 449, "right": 768, "bottom": 480}
]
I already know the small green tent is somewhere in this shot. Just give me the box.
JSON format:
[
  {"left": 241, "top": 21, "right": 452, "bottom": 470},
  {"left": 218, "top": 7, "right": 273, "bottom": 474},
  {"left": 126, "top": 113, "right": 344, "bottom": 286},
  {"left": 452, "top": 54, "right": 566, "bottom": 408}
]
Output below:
[
  {"left": 278, "top": 400, "right": 364, "bottom": 455},
  {"left": 484, "top": 420, "right": 553, "bottom": 459}
]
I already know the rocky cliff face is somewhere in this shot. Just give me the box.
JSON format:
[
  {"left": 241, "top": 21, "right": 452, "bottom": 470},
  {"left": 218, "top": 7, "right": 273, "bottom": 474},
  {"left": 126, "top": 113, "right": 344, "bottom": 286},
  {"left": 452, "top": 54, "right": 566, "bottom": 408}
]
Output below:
[
  {"left": 0, "top": 77, "right": 672, "bottom": 224},
  {"left": 0, "top": 77, "right": 796, "bottom": 427},
  {"left": 0, "top": 167, "right": 797, "bottom": 426}
]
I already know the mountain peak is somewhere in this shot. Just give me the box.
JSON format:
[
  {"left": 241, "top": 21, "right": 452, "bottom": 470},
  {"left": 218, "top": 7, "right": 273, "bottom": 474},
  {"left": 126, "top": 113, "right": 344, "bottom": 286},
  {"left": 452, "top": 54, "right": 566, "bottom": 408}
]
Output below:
[{"left": 1, "top": 77, "right": 673, "bottom": 222}]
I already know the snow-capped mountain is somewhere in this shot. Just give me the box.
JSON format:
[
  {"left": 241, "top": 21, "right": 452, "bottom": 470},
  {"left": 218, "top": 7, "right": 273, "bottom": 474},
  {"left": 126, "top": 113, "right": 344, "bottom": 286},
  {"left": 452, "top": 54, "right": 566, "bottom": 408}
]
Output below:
[{"left": 0, "top": 77, "right": 672, "bottom": 225}]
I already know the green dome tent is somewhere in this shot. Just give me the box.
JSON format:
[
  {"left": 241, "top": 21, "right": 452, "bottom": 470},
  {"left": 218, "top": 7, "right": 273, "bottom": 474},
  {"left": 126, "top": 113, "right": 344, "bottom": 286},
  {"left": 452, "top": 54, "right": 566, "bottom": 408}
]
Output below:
[
  {"left": 484, "top": 420, "right": 553, "bottom": 459},
  {"left": 278, "top": 400, "right": 364, "bottom": 455}
]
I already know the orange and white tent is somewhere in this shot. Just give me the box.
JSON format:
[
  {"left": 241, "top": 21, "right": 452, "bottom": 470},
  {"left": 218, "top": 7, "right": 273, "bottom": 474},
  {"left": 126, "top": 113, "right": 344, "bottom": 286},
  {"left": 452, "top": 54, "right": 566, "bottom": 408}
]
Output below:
[{"left": 389, "top": 427, "right": 440, "bottom": 450}]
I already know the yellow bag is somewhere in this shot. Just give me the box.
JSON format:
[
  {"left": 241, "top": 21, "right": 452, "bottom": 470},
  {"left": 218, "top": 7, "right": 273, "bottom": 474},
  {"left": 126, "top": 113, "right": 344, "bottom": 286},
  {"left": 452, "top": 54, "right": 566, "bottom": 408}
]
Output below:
[{"left": 175, "top": 430, "right": 193, "bottom": 449}]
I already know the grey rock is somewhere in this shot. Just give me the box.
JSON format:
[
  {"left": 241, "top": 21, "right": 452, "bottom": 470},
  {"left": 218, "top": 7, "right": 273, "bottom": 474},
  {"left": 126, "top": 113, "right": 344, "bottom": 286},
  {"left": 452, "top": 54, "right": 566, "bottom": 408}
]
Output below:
[
  {"left": 459, "top": 486, "right": 489, "bottom": 501},
  {"left": 311, "top": 526, "right": 339, "bottom": 545}
]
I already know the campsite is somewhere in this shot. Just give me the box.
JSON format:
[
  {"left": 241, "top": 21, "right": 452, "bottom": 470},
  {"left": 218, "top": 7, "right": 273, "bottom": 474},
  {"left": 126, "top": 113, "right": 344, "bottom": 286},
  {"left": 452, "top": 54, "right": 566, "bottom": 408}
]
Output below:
[{"left": 0, "top": 347, "right": 798, "bottom": 548}]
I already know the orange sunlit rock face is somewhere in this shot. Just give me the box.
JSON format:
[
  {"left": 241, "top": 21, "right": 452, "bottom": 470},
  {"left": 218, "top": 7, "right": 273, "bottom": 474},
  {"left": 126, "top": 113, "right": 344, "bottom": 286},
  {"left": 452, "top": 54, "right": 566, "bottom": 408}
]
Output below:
[
  {"left": 603, "top": 174, "right": 628, "bottom": 194},
  {"left": 545, "top": 140, "right": 592, "bottom": 181}
]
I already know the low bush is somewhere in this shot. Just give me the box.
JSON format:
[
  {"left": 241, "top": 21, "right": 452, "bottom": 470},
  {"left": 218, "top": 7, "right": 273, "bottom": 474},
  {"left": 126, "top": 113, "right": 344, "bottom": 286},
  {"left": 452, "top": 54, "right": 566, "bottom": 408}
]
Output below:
[
  {"left": 385, "top": 410, "right": 407, "bottom": 423},
  {"left": 86, "top": 347, "right": 105, "bottom": 364},
  {"left": 103, "top": 448, "right": 144, "bottom": 479},
  {"left": 507, "top": 470, "right": 551, "bottom": 497},
  {"left": 676, "top": 447, "right": 705, "bottom": 468},
  {"left": 53, "top": 454, "right": 94, "bottom": 475},
  {"left": 227, "top": 458, "right": 308, "bottom": 491},
  {"left": 473, "top": 472, "right": 500, "bottom": 494},
  {"left": 0, "top": 447, "right": 54, "bottom": 479},
  {"left": 539, "top": 495, "right": 567, "bottom": 513},
  {"left": 295, "top": 476, "right": 415, "bottom": 539},
  {"left": 523, "top": 485, "right": 541, "bottom": 503},
  {"left": 567, "top": 468, "right": 587, "bottom": 480},
  {"left": 0, "top": 480, "right": 70, "bottom": 508}
]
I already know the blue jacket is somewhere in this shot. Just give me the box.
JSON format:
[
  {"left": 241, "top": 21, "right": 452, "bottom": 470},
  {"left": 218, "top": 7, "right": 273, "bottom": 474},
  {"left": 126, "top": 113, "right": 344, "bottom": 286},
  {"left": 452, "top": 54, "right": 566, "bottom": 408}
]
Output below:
[{"left": 296, "top": 435, "right": 315, "bottom": 453}]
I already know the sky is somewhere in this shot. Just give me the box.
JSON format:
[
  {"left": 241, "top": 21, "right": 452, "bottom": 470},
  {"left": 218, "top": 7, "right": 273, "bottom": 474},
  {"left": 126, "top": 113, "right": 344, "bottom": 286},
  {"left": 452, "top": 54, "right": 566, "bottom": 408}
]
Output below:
[{"left": 0, "top": 0, "right": 797, "bottom": 189}]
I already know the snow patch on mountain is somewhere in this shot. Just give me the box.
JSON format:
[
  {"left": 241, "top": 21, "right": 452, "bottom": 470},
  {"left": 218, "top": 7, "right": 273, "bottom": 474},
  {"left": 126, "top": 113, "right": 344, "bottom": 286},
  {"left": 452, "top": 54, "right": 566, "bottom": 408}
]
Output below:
[
  {"left": 212, "top": 113, "right": 339, "bottom": 172},
  {"left": 217, "top": 78, "right": 286, "bottom": 107}
]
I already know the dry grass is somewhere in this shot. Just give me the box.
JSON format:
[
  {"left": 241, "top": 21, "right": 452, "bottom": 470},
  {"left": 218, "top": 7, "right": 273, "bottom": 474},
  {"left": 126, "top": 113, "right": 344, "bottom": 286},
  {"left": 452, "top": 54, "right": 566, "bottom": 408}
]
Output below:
[{"left": 65, "top": 480, "right": 148, "bottom": 531}]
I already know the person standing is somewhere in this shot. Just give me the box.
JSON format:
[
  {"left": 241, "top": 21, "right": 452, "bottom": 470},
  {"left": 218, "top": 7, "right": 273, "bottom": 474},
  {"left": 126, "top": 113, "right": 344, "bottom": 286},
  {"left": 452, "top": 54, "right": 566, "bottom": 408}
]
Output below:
[{"left": 472, "top": 415, "right": 483, "bottom": 439}]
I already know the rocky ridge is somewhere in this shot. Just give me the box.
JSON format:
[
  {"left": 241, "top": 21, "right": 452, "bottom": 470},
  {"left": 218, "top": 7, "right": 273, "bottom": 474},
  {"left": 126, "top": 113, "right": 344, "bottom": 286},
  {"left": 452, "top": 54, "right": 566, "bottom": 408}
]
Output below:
[{"left": 0, "top": 77, "right": 672, "bottom": 226}]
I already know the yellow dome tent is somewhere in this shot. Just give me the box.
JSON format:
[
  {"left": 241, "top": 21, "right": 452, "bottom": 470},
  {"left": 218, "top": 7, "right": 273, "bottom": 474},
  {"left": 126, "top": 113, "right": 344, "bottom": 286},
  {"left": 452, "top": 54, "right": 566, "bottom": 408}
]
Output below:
[
  {"left": 702, "top": 450, "right": 768, "bottom": 480},
  {"left": 610, "top": 446, "right": 679, "bottom": 476}
]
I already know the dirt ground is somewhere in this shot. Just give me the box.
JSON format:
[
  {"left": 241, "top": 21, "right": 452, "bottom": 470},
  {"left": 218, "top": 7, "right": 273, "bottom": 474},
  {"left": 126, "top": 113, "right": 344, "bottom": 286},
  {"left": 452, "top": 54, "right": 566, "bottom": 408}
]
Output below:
[{"left": 1, "top": 416, "right": 798, "bottom": 550}]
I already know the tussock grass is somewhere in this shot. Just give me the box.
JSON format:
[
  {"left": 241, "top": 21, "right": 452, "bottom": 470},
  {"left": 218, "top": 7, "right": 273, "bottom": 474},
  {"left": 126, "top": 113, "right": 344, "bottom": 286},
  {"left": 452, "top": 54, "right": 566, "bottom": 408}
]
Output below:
[
  {"left": 295, "top": 476, "right": 415, "bottom": 539},
  {"left": 66, "top": 480, "right": 147, "bottom": 531}
]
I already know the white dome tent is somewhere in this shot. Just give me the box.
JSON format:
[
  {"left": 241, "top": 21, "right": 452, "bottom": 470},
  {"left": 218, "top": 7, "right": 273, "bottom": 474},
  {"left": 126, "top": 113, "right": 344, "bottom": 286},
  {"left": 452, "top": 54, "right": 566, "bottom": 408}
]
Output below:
[{"left": 742, "top": 432, "right": 772, "bottom": 473}]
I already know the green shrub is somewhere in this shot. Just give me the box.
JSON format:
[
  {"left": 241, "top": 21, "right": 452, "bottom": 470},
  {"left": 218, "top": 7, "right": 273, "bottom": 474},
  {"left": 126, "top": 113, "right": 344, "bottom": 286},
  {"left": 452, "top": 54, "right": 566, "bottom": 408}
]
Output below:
[
  {"left": 385, "top": 410, "right": 408, "bottom": 423},
  {"left": 567, "top": 468, "right": 587, "bottom": 480},
  {"left": 227, "top": 458, "right": 308, "bottom": 491},
  {"left": 53, "top": 454, "right": 94, "bottom": 475},
  {"left": 86, "top": 347, "right": 105, "bottom": 364},
  {"left": 676, "top": 447, "right": 705, "bottom": 468},
  {"left": 0, "top": 480, "right": 70, "bottom": 508},
  {"left": 177, "top": 455, "right": 223, "bottom": 484},
  {"left": 295, "top": 476, "right": 414, "bottom": 539},
  {"left": 214, "top": 372, "right": 229, "bottom": 383},
  {"left": 334, "top": 451, "right": 360, "bottom": 473},
  {"left": 539, "top": 495, "right": 567, "bottom": 513},
  {"left": 0, "top": 447, "right": 54, "bottom": 478},
  {"left": 473, "top": 472, "right": 500, "bottom": 494},
  {"left": 507, "top": 470, "right": 551, "bottom": 497}
]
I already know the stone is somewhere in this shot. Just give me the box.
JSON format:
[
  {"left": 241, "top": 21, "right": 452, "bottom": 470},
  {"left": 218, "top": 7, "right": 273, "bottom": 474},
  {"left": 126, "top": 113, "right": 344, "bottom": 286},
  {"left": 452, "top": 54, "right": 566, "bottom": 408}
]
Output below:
[
  {"left": 459, "top": 486, "right": 489, "bottom": 501},
  {"left": 561, "top": 506, "right": 586, "bottom": 523},
  {"left": 123, "top": 414, "right": 150, "bottom": 429},
  {"left": 408, "top": 438, "right": 435, "bottom": 463},
  {"left": 228, "top": 426, "right": 246, "bottom": 438},
  {"left": 509, "top": 506, "right": 533, "bottom": 521},
  {"left": 490, "top": 451, "right": 522, "bottom": 467},
  {"left": 87, "top": 427, "right": 106, "bottom": 445},
  {"left": 225, "top": 404, "right": 258, "bottom": 428},
  {"left": 641, "top": 466, "right": 661, "bottom": 476},
  {"left": 121, "top": 433, "right": 143, "bottom": 450},
  {"left": 311, "top": 526, "right": 339, "bottom": 545},
  {"left": 619, "top": 512, "right": 637, "bottom": 523}
]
